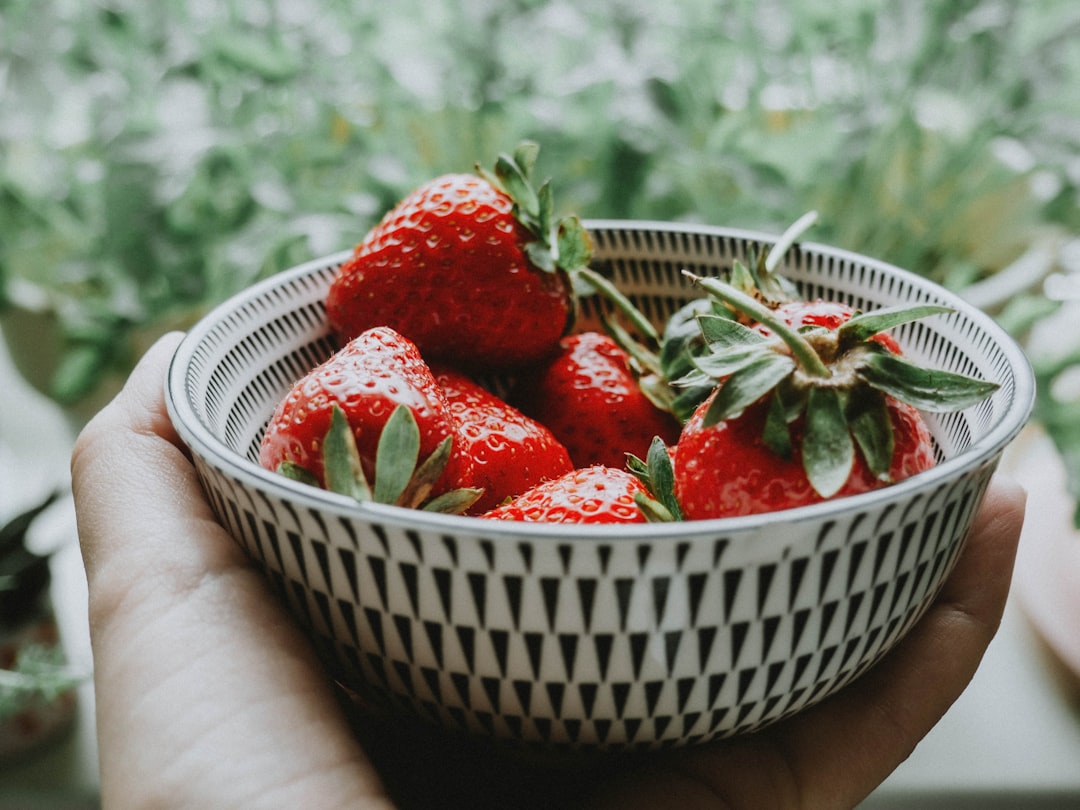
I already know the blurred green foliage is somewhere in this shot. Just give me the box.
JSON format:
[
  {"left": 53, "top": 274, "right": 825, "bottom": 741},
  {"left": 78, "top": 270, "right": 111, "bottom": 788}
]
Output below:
[{"left": 1, "top": 0, "right": 1079, "bottom": 510}]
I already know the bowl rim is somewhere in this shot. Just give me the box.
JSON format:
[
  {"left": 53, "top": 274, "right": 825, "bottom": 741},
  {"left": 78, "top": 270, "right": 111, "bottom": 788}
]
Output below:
[{"left": 166, "top": 219, "right": 1036, "bottom": 541}]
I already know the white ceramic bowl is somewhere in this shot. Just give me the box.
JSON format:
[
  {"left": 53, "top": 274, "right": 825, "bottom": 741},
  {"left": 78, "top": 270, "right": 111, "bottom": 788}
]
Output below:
[{"left": 166, "top": 220, "right": 1034, "bottom": 750}]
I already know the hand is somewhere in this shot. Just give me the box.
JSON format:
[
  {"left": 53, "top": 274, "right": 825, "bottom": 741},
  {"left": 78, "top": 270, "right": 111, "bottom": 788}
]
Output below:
[{"left": 72, "top": 333, "right": 1026, "bottom": 810}]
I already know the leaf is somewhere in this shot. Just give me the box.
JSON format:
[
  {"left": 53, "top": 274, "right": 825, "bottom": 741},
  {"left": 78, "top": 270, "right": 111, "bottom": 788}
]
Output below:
[
  {"left": 323, "top": 405, "right": 371, "bottom": 502},
  {"left": 837, "top": 304, "right": 954, "bottom": 344},
  {"left": 373, "top": 405, "right": 421, "bottom": 505},
  {"left": 401, "top": 435, "right": 455, "bottom": 509},
  {"left": 697, "top": 312, "right": 769, "bottom": 349},
  {"left": 701, "top": 352, "right": 795, "bottom": 426},
  {"left": 512, "top": 141, "right": 540, "bottom": 179},
  {"left": 423, "top": 488, "right": 485, "bottom": 515},
  {"left": 689, "top": 344, "right": 774, "bottom": 381},
  {"left": 803, "top": 387, "right": 855, "bottom": 499},
  {"left": 277, "top": 461, "right": 321, "bottom": 489},
  {"left": 645, "top": 435, "right": 683, "bottom": 521},
  {"left": 857, "top": 350, "right": 1000, "bottom": 412},
  {"left": 847, "top": 389, "right": 895, "bottom": 481},
  {"left": 659, "top": 298, "right": 718, "bottom": 378},
  {"left": 671, "top": 384, "right": 716, "bottom": 423},
  {"left": 494, "top": 152, "right": 539, "bottom": 219},
  {"left": 556, "top": 214, "right": 592, "bottom": 271},
  {"left": 635, "top": 492, "right": 677, "bottom": 523},
  {"left": 525, "top": 240, "right": 557, "bottom": 273},
  {"left": 762, "top": 391, "right": 793, "bottom": 459}
]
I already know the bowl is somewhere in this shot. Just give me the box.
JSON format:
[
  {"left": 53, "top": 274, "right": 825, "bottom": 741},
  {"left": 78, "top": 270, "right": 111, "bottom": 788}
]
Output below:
[{"left": 165, "top": 220, "right": 1034, "bottom": 750}]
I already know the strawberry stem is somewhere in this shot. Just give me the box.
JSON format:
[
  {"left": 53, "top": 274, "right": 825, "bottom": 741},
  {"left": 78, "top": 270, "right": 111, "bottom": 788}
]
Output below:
[
  {"left": 579, "top": 266, "right": 660, "bottom": 343},
  {"left": 764, "top": 210, "right": 818, "bottom": 274},
  {"left": 683, "top": 271, "right": 833, "bottom": 379}
]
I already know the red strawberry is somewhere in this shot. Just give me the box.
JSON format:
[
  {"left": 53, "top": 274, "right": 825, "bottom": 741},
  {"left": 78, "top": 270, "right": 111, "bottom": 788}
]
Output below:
[
  {"left": 325, "top": 143, "right": 592, "bottom": 370},
  {"left": 481, "top": 466, "right": 652, "bottom": 524},
  {"left": 674, "top": 388, "right": 934, "bottom": 518},
  {"left": 669, "top": 275, "right": 999, "bottom": 519},
  {"left": 435, "top": 369, "right": 573, "bottom": 514},
  {"left": 259, "top": 326, "right": 476, "bottom": 511},
  {"left": 513, "top": 331, "right": 681, "bottom": 469},
  {"left": 759, "top": 300, "right": 903, "bottom": 355}
]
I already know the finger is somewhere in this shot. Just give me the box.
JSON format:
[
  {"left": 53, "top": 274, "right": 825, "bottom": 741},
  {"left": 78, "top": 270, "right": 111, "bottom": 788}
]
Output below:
[
  {"left": 72, "top": 334, "right": 393, "bottom": 810},
  {"left": 585, "top": 475, "right": 1027, "bottom": 809}
]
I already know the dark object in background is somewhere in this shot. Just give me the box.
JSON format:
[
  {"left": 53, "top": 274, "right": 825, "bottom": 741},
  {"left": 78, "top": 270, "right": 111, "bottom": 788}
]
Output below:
[{"left": 0, "top": 491, "right": 80, "bottom": 761}]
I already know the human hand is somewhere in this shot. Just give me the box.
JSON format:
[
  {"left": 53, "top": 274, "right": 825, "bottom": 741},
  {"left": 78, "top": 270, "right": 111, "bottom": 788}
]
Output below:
[{"left": 72, "top": 333, "right": 1026, "bottom": 810}]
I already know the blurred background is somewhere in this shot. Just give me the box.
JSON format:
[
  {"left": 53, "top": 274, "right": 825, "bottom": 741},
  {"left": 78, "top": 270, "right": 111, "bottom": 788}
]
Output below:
[{"left": 1, "top": 0, "right": 1079, "bottom": 806}]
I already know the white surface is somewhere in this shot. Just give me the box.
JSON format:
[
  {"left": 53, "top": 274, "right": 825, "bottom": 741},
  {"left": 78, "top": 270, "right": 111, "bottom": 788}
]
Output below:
[{"left": 1, "top": 333, "right": 1079, "bottom": 807}]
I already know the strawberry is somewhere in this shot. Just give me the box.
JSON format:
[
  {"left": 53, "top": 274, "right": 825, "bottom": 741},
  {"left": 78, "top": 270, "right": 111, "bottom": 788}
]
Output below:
[
  {"left": 325, "top": 143, "right": 595, "bottom": 370},
  {"left": 674, "top": 387, "right": 935, "bottom": 518},
  {"left": 760, "top": 299, "right": 903, "bottom": 355},
  {"left": 513, "top": 331, "right": 681, "bottom": 469},
  {"left": 669, "top": 275, "right": 1000, "bottom": 519},
  {"left": 435, "top": 369, "right": 573, "bottom": 514},
  {"left": 259, "top": 326, "right": 478, "bottom": 512},
  {"left": 481, "top": 466, "right": 653, "bottom": 524}
]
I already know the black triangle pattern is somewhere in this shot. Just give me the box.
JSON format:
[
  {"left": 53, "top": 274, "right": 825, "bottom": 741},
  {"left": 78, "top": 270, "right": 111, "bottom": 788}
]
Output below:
[{"left": 199, "top": 454, "right": 997, "bottom": 749}]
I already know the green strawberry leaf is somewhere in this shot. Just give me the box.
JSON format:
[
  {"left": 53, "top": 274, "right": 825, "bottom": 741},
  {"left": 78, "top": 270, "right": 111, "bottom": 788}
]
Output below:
[
  {"left": 277, "top": 461, "right": 321, "bottom": 488},
  {"left": 512, "top": 141, "right": 540, "bottom": 180},
  {"left": 556, "top": 215, "right": 592, "bottom": 272},
  {"left": 837, "top": 304, "right": 954, "bottom": 345},
  {"left": 697, "top": 312, "right": 769, "bottom": 349},
  {"left": 324, "top": 404, "right": 372, "bottom": 501},
  {"left": 422, "top": 487, "right": 485, "bottom": 515},
  {"left": 525, "top": 239, "right": 557, "bottom": 273},
  {"left": 701, "top": 352, "right": 795, "bottom": 426},
  {"left": 857, "top": 349, "right": 1000, "bottom": 412},
  {"left": 689, "top": 344, "right": 775, "bottom": 382},
  {"left": 660, "top": 299, "right": 718, "bottom": 376},
  {"left": 494, "top": 150, "right": 540, "bottom": 220},
  {"left": 373, "top": 404, "right": 421, "bottom": 505},
  {"left": 399, "top": 435, "right": 454, "bottom": 509},
  {"left": 634, "top": 492, "right": 678, "bottom": 523},
  {"left": 646, "top": 435, "right": 683, "bottom": 521},
  {"left": 536, "top": 179, "right": 555, "bottom": 235},
  {"left": 671, "top": 384, "right": 717, "bottom": 423},
  {"left": 847, "top": 388, "right": 895, "bottom": 481},
  {"left": 803, "top": 386, "right": 855, "bottom": 499},
  {"left": 762, "top": 391, "right": 793, "bottom": 459}
]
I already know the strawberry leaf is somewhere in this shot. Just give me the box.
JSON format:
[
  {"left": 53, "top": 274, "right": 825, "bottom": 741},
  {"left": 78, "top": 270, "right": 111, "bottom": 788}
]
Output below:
[
  {"left": 277, "top": 461, "right": 321, "bottom": 488},
  {"left": 494, "top": 151, "right": 540, "bottom": 219},
  {"left": 847, "top": 388, "right": 895, "bottom": 480},
  {"left": 400, "top": 435, "right": 454, "bottom": 509},
  {"left": 689, "top": 344, "right": 775, "bottom": 381},
  {"left": 422, "top": 487, "right": 485, "bottom": 515},
  {"left": 373, "top": 404, "right": 421, "bottom": 505},
  {"left": 702, "top": 352, "right": 795, "bottom": 425},
  {"left": 646, "top": 435, "right": 683, "bottom": 521},
  {"left": 803, "top": 386, "right": 855, "bottom": 498},
  {"left": 762, "top": 391, "right": 793, "bottom": 459},
  {"left": 525, "top": 239, "right": 557, "bottom": 273},
  {"left": 627, "top": 440, "right": 680, "bottom": 522},
  {"left": 634, "top": 492, "right": 678, "bottom": 523},
  {"left": 838, "top": 304, "right": 953, "bottom": 345},
  {"left": 857, "top": 349, "right": 1000, "bottom": 412},
  {"left": 697, "top": 312, "right": 769, "bottom": 349},
  {"left": 324, "top": 404, "right": 372, "bottom": 501},
  {"left": 556, "top": 215, "right": 592, "bottom": 272},
  {"left": 512, "top": 141, "right": 540, "bottom": 179}
]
